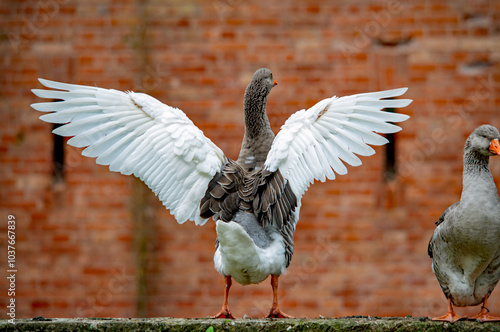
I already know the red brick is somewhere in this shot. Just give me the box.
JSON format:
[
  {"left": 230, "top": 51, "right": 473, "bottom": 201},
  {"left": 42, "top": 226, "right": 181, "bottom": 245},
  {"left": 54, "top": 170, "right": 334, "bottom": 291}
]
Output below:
[
  {"left": 83, "top": 267, "right": 114, "bottom": 275},
  {"left": 3, "top": 0, "right": 500, "bottom": 320},
  {"left": 31, "top": 301, "right": 50, "bottom": 309},
  {"left": 52, "top": 234, "right": 70, "bottom": 242}
]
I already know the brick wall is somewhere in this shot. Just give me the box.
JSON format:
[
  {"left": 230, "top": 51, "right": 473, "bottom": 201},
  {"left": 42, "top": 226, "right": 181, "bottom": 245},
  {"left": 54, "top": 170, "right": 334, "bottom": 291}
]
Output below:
[{"left": 1, "top": 0, "right": 500, "bottom": 319}]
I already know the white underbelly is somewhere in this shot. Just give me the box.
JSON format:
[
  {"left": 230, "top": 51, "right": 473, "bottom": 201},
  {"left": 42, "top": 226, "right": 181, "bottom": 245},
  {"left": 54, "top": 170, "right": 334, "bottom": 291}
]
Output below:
[{"left": 213, "top": 220, "right": 286, "bottom": 285}]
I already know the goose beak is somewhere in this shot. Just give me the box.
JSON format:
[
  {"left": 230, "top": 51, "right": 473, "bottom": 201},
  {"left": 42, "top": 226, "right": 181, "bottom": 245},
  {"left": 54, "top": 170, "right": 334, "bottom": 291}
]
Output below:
[
  {"left": 489, "top": 139, "right": 500, "bottom": 155},
  {"left": 273, "top": 78, "right": 278, "bottom": 87}
]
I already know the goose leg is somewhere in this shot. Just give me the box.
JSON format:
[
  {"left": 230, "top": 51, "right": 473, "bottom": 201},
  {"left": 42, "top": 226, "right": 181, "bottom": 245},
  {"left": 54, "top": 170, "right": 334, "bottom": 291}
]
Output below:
[
  {"left": 470, "top": 296, "right": 500, "bottom": 322},
  {"left": 432, "top": 298, "right": 465, "bottom": 322},
  {"left": 212, "top": 275, "right": 235, "bottom": 319},
  {"left": 266, "top": 274, "right": 293, "bottom": 318}
]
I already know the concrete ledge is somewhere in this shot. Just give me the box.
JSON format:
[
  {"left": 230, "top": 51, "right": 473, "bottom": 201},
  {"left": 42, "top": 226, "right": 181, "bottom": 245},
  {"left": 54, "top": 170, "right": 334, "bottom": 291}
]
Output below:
[{"left": 1, "top": 317, "right": 500, "bottom": 331}]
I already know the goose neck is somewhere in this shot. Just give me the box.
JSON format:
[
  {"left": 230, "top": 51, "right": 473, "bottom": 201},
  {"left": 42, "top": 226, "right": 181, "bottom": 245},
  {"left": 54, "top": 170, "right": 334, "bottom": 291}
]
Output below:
[
  {"left": 243, "top": 87, "right": 271, "bottom": 139},
  {"left": 463, "top": 149, "right": 490, "bottom": 176}
]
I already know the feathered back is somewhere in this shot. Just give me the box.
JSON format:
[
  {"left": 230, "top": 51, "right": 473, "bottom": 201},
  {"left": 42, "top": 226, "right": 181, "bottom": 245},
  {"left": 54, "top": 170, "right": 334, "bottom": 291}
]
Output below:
[{"left": 200, "top": 159, "right": 298, "bottom": 265}]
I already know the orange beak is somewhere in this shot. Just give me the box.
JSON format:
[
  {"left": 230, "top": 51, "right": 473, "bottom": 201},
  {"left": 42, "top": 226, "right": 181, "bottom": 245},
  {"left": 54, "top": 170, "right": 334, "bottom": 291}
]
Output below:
[
  {"left": 489, "top": 139, "right": 500, "bottom": 155},
  {"left": 273, "top": 78, "right": 278, "bottom": 87}
]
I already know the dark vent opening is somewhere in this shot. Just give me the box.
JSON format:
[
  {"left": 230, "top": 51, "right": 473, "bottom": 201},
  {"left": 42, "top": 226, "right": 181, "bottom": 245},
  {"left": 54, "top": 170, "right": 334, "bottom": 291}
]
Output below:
[{"left": 52, "top": 124, "right": 64, "bottom": 182}]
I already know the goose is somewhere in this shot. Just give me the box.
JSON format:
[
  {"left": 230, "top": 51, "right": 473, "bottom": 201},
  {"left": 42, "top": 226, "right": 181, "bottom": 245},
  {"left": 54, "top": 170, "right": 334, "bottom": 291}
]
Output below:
[
  {"left": 428, "top": 124, "right": 500, "bottom": 322},
  {"left": 32, "top": 68, "right": 411, "bottom": 318}
]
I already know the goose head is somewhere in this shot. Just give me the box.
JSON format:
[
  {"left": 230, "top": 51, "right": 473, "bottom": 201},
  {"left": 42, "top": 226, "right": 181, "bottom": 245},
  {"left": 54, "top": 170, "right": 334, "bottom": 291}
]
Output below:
[
  {"left": 245, "top": 68, "right": 278, "bottom": 100},
  {"left": 465, "top": 125, "right": 500, "bottom": 157}
]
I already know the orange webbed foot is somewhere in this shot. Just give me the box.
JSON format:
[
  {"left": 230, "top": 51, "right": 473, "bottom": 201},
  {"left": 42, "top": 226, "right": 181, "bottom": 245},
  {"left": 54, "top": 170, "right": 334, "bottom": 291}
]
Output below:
[
  {"left": 470, "top": 306, "right": 500, "bottom": 322},
  {"left": 211, "top": 309, "right": 235, "bottom": 319},
  {"left": 432, "top": 312, "right": 466, "bottom": 323},
  {"left": 266, "top": 308, "right": 294, "bottom": 319},
  {"left": 432, "top": 298, "right": 466, "bottom": 323}
]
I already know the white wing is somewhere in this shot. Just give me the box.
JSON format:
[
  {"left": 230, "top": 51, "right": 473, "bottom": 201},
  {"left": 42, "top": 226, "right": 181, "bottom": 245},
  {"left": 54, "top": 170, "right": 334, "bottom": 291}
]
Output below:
[
  {"left": 31, "top": 79, "right": 227, "bottom": 225},
  {"left": 264, "top": 88, "right": 411, "bottom": 200}
]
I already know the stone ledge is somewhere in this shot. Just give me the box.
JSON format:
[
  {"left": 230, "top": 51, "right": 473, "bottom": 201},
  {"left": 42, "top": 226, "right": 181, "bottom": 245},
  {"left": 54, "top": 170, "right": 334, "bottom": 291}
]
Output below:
[{"left": 1, "top": 317, "right": 500, "bottom": 331}]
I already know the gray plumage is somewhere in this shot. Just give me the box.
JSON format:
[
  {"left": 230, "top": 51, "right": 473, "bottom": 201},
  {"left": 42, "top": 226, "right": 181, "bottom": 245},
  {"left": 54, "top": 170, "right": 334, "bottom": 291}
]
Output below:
[
  {"left": 428, "top": 125, "right": 500, "bottom": 311},
  {"left": 237, "top": 68, "right": 277, "bottom": 172},
  {"left": 200, "top": 68, "right": 297, "bottom": 267},
  {"left": 231, "top": 211, "right": 273, "bottom": 249}
]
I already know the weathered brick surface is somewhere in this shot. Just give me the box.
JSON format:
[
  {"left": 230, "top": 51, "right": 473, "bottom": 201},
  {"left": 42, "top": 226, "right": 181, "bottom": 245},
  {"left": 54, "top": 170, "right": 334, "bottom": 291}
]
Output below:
[{"left": 1, "top": 0, "right": 500, "bottom": 320}]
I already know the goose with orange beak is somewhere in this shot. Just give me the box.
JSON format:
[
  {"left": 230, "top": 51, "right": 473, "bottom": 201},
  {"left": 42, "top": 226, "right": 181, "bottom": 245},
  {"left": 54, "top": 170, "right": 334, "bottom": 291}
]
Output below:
[{"left": 429, "top": 124, "right": 500, "bottom": 322}]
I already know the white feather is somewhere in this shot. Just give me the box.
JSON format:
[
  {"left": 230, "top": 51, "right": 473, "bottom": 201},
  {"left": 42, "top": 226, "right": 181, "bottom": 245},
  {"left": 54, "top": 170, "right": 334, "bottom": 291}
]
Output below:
[
  {"left": 32, "top": 78, "right": 227, "bottom": 225},
  {"left": 265, "top": 88, "right": 412, "bottom": 201}
]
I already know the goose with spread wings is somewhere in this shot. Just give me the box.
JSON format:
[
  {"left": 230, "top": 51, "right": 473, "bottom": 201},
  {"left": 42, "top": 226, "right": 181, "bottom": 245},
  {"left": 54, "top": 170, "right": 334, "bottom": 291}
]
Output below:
[{"left": 32, "top": 68, "right": 411, "bottom": 318}]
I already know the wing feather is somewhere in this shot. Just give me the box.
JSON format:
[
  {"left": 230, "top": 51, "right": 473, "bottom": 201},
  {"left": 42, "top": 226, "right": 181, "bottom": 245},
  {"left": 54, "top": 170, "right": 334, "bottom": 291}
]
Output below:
[
  {"left": 265, "top": 88, "right": 411, "bottom": 202},
  {"left": 32, "top": 78, "right": 227, "bottom": 225}
]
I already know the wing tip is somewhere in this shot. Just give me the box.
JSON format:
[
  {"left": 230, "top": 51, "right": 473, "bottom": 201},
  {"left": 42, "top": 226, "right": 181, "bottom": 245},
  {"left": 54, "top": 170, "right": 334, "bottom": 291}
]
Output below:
[
  {"left": 36, "top": 77, "right": 83, "bottom": 92},
  {"left": 396, "top": 112, "right": 411, "bottom": 121},
  {"left": 396, "top": 98, "right": 413, "bottom": 108},
  {"left": 37, "top": 78, "right": 53, "bottom": 87},
  {"left": 376, "top": 87, "right": 409, "bottom": 100},
  {"left": 51, "top": 125, "right": 64, "bottom": 135},
  {"left": 38, "top": 113, "right": 54, "bottom": 123},
  {"left": 30, "top": 102, "right": 40, "bottom": 110},
  {"left": 390, "top": 87, "right": 408, "bottom": 97},
  {"left": 31, "top": 89, "right": 50, "bottom": 99}
]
